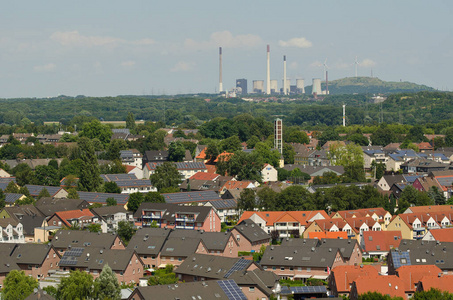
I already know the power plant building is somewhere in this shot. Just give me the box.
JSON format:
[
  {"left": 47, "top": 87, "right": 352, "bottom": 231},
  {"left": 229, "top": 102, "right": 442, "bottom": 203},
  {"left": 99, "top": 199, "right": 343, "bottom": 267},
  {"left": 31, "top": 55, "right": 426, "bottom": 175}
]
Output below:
[
  {"left": 296, "top": 79, "right": 305, "bottom": 94},
  {"left": 236, "top": 79, "right": 247, "bottom": 94},
  {"left": 253, "top": 80, "right": 264, "bottom": 93},
  {"left": 270, "top": 80, "right": 278, "bottom": 94},
  {"left": 312, "top": 78, "right": 322, "bottom": 95},
  {"left": 282, "top": 79, "right": 291, "bottom": 95}
]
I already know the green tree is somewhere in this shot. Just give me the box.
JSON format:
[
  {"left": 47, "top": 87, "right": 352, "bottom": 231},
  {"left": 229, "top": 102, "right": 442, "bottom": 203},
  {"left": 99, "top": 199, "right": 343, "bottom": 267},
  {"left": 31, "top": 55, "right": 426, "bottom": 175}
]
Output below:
[
  {"left": 150, "top": 162, "right": 182, "bottom": 192},
  {"left": 216, "top": 151, "right": 264, "bottom": 182},
  {"left": 204, "top": 141, "right": 220, "bottom": 161},
  {"left": 18, "top": 186, "right": 30, "bottom": 197},
  {"left": 106, "top": 139, "right": 128, "bottom": 160},
  {"left": 77, "top": 137, "right": 103, "bottom": 192},
  {"left": 287, "top": 131, "right": 309, "bottom": 144},
  {"left": 67, "top": 188, "right": 80, "bottom": 199},
  {"left": 106, "top": 197, "right": 117, "bottom": 206},
  {"left": 94, "top": 264, "right": 121, "bottom": 300},
  {"left": 238, "top": 189, "right": 256, "bottom": 211},
  {"left": 86, "top": 223, "right": 102, "bottom": 233},
  {"left": 127, "top": 192, "right": 145, "bottom": 212},
  {"left": 428, "top": 186, "right": 446, "bottom": 205},
  {"left": 413, "top": 288, "right": 453, "bottom": 300},
  {"left": 147, "top": 264, "right": 178, "bottom": 286},
  {"left": 277, "top": 168, "right": 291, "bottom": 181},
  {"left": 56, "top": 270, "right": 94, "bottom": 300},
  {"left": 116, "top": 220, "right": 136, "bottom": 245},
  {"left": 246, "top": 135, "right": 260, "bottom": 149},
  {"left": 318, "top": 128, "right": 340, "bottom": 148},
  {"left": 12, "top": 163, "right": 34, "bottom": 186},
  {"left": 253, "top": 142, "right": 281, "bottom": 168},
  {"left": 282, "top": 143, "right": 295, "bottom": 164},
  {"left": 348, "top": 133, "right": 369, "bottom": 146},
  {"left": 446, "top": 127, "right": 453, "bottom": 147},
  {"left": 398, "top": 185, "right": 434, "bottom": 213},
  {"left": 0, "top": 190, "right": 5, "bottom": 210},
  {"left": 126, "top": 112, "right": 137, "bottom": 133},
  {"left": 329, "top": 142, "right": 365, "bottom": 182},
  {"left": 371, "top": 161, "right": 386, "bottom": 180},
  {"left": 256, "top": 186, "right": 278, "bottom": 210},
  {"left": 79, "top": 119, "right": 112, "bottom": 145},
  {"left": 168, "top": 141, "right": 186, "bottom": 162},
  {"left": 2, "top": 270, "right": 38, "bottom": 300},
  {"left": 33, "top": 165, "right": 59, "bottom": 186},
  {"left": 371, "top": 126, "right": 398, "bottom": 147},
  {"left": 358, "top": 291, "right": 402, "bottom": 300},
  {"left": 37, "top": 188, "right": 51, "bottom": 199},
  {"left": 48, "top": 159, "right": 59, "bottom": 170},
  {"left": 277, "top": 185, "right": 314, "bottom": 211},
  {"left": 144, "top": 192, "right": 165, "bottom": 203},
  {"left": 104, "top": 181, "right": 121, "bottom": 194},
  {"left": 219, "top": 135, "right": 242, "bottom": 153},
  {"left": 5, "top": 181, "right": 19, "bottom": 193}
]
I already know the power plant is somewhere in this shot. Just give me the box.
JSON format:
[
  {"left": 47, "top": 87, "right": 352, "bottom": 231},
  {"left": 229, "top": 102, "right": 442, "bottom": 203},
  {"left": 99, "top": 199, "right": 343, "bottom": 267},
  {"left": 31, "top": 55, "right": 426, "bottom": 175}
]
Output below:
[{"left": 216, "top": 45, "right": 332, "bottom": 96}]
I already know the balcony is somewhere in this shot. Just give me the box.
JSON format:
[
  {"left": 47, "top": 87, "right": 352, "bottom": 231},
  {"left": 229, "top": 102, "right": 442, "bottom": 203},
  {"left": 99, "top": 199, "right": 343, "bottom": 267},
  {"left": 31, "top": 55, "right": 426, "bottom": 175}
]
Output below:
[
  {"left": 175, "top": 225, "right": 195, "bottom": 230},
  {"left": 143, "top": 214, "right": 161, "bottom": 219},
  {"left": 275, "top": 225, "right": 299, "bottom": 231},
  {"left": 175, "top": 217, "right": 195, "bottom": 222}
]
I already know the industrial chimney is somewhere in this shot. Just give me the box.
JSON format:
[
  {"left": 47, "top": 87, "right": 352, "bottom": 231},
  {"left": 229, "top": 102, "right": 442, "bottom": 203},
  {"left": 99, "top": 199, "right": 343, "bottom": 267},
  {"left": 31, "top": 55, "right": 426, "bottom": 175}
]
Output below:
[
  {"left": 266, "top": 45, "right": 271, "bottom": 95},
  {"left": 219, "top": 47, "right": 223, "bottom": 93},
  {"left": 283, "top": 55, "right": 287, "bottom": 95}
]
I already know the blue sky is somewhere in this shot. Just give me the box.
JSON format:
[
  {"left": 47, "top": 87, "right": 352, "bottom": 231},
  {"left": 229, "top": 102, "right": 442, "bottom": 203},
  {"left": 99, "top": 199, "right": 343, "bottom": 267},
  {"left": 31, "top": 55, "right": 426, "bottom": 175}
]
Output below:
[{"left": 0, "top": 1, "right": 452, "bottom": 98}]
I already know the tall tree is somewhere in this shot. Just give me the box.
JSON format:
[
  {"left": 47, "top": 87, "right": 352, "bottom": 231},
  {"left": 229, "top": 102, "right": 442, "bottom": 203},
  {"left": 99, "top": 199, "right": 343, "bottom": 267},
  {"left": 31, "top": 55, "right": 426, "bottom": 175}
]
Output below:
[
  {"left": 126, "top": 112, "right": 137, "bottom": 133},
  {"left": 144, "top": 192, "right": 165, "bottom": 203},
  {"left": 33, "top": 165, "right": 59, "bottom": 186},
  {"left": 150, "top": 162, "right": 182, "bottom": 192},
  {"left": 106, "top": 197, "right": 117, "bottom": 206},
  {"left": 5, "top": 181, "right": 19, "bottom": 193},
  {"left": 106, "top": 139, "right": 128, "bottom": 160},
  {"left": 256, "top": 186, "right": 278, "bottom": 210},
  {"left": 238, "top": 189, "right": 256, "bottom": 211},
  {"left": 2, "top": 270, "right": 38, "bottom": 300},
  {"left": 104, "top": 181, "right": 121, "bottom": 194},
  {"left": 67, "top": 188, "right": 79, "bottom": 199},
  {"left": 116, "top": 220, "right": 136, "bottom": 245},
  {"left": 56, "top": 270, "right": 94, "bottom": 300},
  {"left": 328, "top": 142, "right": 365, "bottom": 182},
  {"left": 168, "top": 141, "right": 186, "bottom": 162},
  {"left": 77, "top": 137, "right": 103, "bottom": 192},
  {"left": 127, "top": 192, "right": 145, "bottom": 212},
  {"left": 94, "top": 264, "right": 121, "bottom": 300},
  {"left": 37, "top": 188, "right": 51, "bottom": 199},
  {"left": 79, "top": 119, "right": 112, "bottom": 145}
]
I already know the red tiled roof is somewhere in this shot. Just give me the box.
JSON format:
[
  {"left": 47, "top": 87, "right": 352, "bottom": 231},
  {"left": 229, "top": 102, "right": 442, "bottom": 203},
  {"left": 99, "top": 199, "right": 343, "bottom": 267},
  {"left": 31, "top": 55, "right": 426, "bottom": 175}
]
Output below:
[
  {"left": 308, "top": 231, "right": 348, "bottom": 239},
  {"left": 396, "top": 265, "right": 442, "bottom": 292},
  {"left": 354, "top": 275, "right": 406, "bottom": 298},
  {"left": 124, "top": 165, "right": 136, "bottom": 172},
  {"left": 428, "top": 228, "right": 453, "bottom": 242},
  {"left": 418, "top": 275, "right": 453, "bottom": 293},
  {"left": 417, "top": 142, "right": 433, "bottom": 150},
  {"left": 189, "top": 172, "right": 220, "bottom": 181},
  {"left": 53, "top": 209, "right": 95, "bottom": 227},
  {"left": 362, "top": 230, "right": 402, "bottom": 253},
  {"left": 205, "top": 165, "right": 217, "bottom": 174},
  {"left": 214, "top": 152, "right": 234, "bottom": 163},
  {"left": 221, "top": 180, "right": 254, "bottom": 191},
  {"left": 331, "top": 265, "right": 379, "bottom": 293},
  {"left": 195, "top": 148, "right": 207, "bottom": 160},
  {"left": 238, "top": 210, "right": 330, "bottom": 227},
  {"left": 404, "top": 205, "right": 453, "bottom": 214}
]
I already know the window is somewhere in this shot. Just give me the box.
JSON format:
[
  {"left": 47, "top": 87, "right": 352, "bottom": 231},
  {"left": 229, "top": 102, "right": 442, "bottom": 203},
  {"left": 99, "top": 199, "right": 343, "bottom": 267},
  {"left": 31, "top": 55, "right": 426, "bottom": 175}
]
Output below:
[
  {"left": 280, "top": 267, "right": 285, "bottom": 271},
  {"left": 400, "top": 258, "right": 407, "bottom": 264},
  {"left": 249, "top": 287, "right": 255, "bottom": 292},
  {"left": 307, "top": 268, "right": 311, "bottom": 272}
]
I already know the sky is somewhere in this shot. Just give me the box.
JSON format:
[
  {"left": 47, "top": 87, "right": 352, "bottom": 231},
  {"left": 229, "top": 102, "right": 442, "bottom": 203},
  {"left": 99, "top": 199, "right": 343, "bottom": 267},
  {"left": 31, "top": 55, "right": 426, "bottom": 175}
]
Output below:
[{"left": 0, "top": 1, "right": 452, "bottom": 98}]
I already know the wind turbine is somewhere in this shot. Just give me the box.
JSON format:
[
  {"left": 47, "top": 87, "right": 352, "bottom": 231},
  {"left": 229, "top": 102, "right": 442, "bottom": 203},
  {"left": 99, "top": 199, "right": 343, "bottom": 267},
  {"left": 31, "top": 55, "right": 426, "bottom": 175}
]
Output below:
[{"left": 354, "top": 56, "right": 359, "bottom": 78}]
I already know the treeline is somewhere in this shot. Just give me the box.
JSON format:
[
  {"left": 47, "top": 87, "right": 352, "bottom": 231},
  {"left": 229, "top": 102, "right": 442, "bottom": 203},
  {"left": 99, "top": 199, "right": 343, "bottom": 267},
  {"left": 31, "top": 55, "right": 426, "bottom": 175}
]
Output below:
[{"left": 1, "top": 91, "right": 453, "bottom": 127}]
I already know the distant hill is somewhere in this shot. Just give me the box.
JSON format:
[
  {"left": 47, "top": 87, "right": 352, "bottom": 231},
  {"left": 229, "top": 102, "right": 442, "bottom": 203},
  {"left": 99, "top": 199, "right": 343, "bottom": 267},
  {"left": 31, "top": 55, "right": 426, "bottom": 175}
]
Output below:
[{"left": 305, "top": 77, "right": 435, "bottom": 95}]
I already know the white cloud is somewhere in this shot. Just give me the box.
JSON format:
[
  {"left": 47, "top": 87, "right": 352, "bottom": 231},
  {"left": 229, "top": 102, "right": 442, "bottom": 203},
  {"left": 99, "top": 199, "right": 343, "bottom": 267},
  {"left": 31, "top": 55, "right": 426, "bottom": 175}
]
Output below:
[
  {"left": 33, "top": 63, "right": 56, "bottom": 72},
  {"left": 184, "top": 31, "right": 262, "bottom": 51},
  {"left": 278, "top": 37, "right": 312, "bottom": 48},
  {"left": 50, "top": 31, "right": 155, "bottom": 48},
  {"left": 170, "top": 61, "right": 195, "bottom": 72},
  {"left": 360, "top": 58, "right": 376, "bottom": 67},
  {"left": 289, "top": 61, "right": 298, "bottom": 70},
  {"left": 121, "top": 61, "right": 136, "bottom": 68}
]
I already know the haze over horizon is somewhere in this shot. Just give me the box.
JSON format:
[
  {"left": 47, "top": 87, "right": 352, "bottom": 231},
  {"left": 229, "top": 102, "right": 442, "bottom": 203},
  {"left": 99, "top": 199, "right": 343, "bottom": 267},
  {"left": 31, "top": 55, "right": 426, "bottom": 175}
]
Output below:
[{"left": 0, "top": 1, "right": 451, "bottom": 98}]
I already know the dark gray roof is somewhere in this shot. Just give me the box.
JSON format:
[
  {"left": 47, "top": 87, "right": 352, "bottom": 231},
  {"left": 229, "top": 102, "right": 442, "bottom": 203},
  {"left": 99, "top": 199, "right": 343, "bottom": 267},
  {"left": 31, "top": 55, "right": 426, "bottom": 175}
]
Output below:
[
  {"left": 19, "top": 215, "right": 46, "bottom": 235},
  {"left": 260, "top": 245, "right": 342, "bottom": 268},
  {"left": 11, "top": 244, "right": 56, "bottom": 265},
  {"left": 2, "top": 205, "right": 44, "bottom": 222},
  {"left": 160, "top": 237, "right": 203, "bottom": 257},
  {"left": 317, "top": 238, "right": 359, "bottom": 259},
  {"left": 111, "top": 179, "right": 152, "bottom": 188},
  {"left": 134, "top": 227, "right": 173, "bottom": 238},
  {"left": 282, "top": 165, "right": 345, "bottom": 176},
  {"left": 209, "top": 199, "right": 237, "bottom": 210},
  {"left": 127, "top": 235, "right": 168, "bottom": 256},
  {"left": 280, "top": 238, "right": 319, "bottom": 248},
  {"left": 90, "top": 206, "right": 129, "bottom": 217},
  {"left": 163, "top": 190, "right": 220, "bottom": 204},
  {"left": 100, "top": 174, "right": 137, "bottom": 182},
  {"left": 112, "top": 128, "right": 130, "bottom": 134},
  {"left": 144, "top": 150, "right": 169, "bottom": 162},
  {"left": 51, "top": 230, "right": 119, "bottom": 250},
  {"left": 0, "top": 255, "right": 20, "bottom": 274},
  {"left": 25, "top": 185, "right": 64, "bottom": 197},
  {"left": 175, "top": 253, "right": 254, "bottom": 279},
  {"left": 234, "top": 220, "right": 271, "bottom": 243},
  {"left": 228, "top": 269, "right": 277, "bottom": 296},
  {"left": 77, "top": 191, "right": 129, "bottom": 205},
  {"left": 59, "top": 247, "right": 139, "bottom": 271},
  {"left": 393, "top": 239, "right": 453, "bottom": 270},
  {"left": 35, "top": 199, "right": 90, "bottom": 216},
  {"left": 25, "top": 289, "right": 55, "bottom": 300},
  {"left": 4, "top": 193, "right": 24, "bottom": 204},
  {"left": 147, "top": 161, "right": 207, "bottom": 171},
  {"left": 131, "top": 280, "right": 247, "bottom": 300},
  {"left": 169, "top": 230, "right": 231, "bottom": 251},
  {"left": 179, "top": 179, "right": 223, "bottom": 192},
  {"left": 134, "top": 202, "right": 213, "bottom": 224}
]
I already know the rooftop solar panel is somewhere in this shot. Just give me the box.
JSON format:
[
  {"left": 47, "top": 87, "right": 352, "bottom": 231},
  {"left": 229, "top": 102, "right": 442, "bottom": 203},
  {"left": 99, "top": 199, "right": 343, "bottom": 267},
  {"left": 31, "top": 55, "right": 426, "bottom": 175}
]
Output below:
[
  {"left": 392, "top": 251, "right": 411, "bottom": 269},
  {"left": 224, "top": 259, "right": 250, "bottom": 278},
  {"left": 290, "top": 286, "right": 327, "bottom": 294},
  {"left": 217, "top": 280, "right": 247, "bottom": 300}
]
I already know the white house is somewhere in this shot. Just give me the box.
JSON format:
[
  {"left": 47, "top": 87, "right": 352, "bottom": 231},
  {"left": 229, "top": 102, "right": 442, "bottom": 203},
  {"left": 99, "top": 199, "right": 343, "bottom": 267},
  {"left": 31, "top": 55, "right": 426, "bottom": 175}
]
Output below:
[
  {"left": 0, "top": 219, "right": 24, "bottom": 243},
  {"left": 261, "top": 164, "right": 278, "bottom": 182}
]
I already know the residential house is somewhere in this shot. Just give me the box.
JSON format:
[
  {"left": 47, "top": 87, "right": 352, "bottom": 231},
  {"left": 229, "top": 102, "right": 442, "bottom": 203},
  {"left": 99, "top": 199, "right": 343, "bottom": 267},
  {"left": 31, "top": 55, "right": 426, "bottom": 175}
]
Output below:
[
  {"left": 416, "top": 274, "right": 453, "bottom": 293},
  {"left": 376, "top": 174, "right": 407, "bottom": 192},
  {"left": 35, "top": 198, "right": 90, "bottom": 217},
  {"left": 260, "top": 244, "right": 346, "bottom": 280},
  {"left": 77, "top": 191, "right": 129, "bottom": 206},
  {"left": 261, "top": 164, "right": 278, "bottom": 182},
  {"left": 230, "top": 220, "right": 271, "bottom": 253},
  {"left": 142, "top": 150, "right": 169, "bottom": 166},
  {"left": 308, "top": 231, "right": 348, "bottom": 239},
  {"left": 403, "top": 204, "right": 453, "bottom": 214},
  {"left": 128, "top": 280, "right": 249, "bottom": 300},
  {"left": 203, "top": 199, "right": 238, "bottom": 223},
  {"left": 387, "top": 239, "right": 453, "bottom": 275},
  {"left": 91, "top": 206, "right": 134, "bottom": 231},
  {"left": 47, "top": 209, "right": 107, "bottom": 232},
  {"left": 10, "top": 244, "right": 61, "bottom": 280},
  {"left": 349, "top": 275, "right": 406, "bottom": 300},
  {"left": 134, "top": 202, "right": 221, "bottom": 232},
  {"left": 162, "top": 190, "right": 222, "bottom": 205},
  {"left": 401, "top": 158, "right": 447, "bottom": 174},
  {"left": 0, "top": 169, "right": 11, "bottom": 177},
  {"left": 331, "top": 207, "right": 392, "bottom": 229},
  {"left": 422, "top": 228, "right": 453, "bottom": 242},
  {"left": 59, "top": 248, "right": 145, "bottom": 284},
  {"left": 120, "top": 149, "right": 143, "bottom": 169},
  {"left": 25, "top": 185, "right": 68, "bottom": 199},
  {"left": 158, "top": 236, "right": 209, "bottom": 268},
  {"left": 307, "top": 149, "right": 330, "bottom": 166},
  {"left": 237, "top": 210, "right": 329, "bottom": 238},
  {"left": 219, "top": 180, "right": 256, "bottom": 195},
  {"left": 144, "top": 162, "right": 207, "bottom": 180},
  {"left": 362, "top": 148, "right": 387, "bottom": 169},
  {"left": 329, "top": 265, "right": 379, "bottom": 297},
  {"left": 361, "top": 230, "right": 402, "bottom": 259},
  {"left": 50, "top": 230, "right": 125, "bottom": 254},
  {"left": 417, "top": 142, "right": 433, "bottom": 152},
  {"left": 386, "top": 149, "right": 419, "bottom": 172},
  {"left": 175, "top": 253, "right": 276, "bottom": 300},
  {"left": 395, "top": 265, "right": 442, "bottom": 298},
  {"left": 4, "top": 193, "right": 26, "bottom": 207},
  {"left": 126, "top": 228, "right": 171, "bottom": 269},
  {"left": 0, "top": 219, "right": 24, "bottom": 243}
]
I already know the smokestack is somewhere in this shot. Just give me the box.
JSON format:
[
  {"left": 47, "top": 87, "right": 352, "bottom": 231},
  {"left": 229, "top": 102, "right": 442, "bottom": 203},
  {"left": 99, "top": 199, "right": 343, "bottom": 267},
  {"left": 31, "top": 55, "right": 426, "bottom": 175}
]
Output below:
[
  {"left": 343, "top": 104, "right": 346, "bottom": 127},
  {"left": 266, "top": 45, "right": 271, "bottom": 94},
  {"left": 219, "top": 47, "right": 223, "bottom": 93},
  {"left": 283, "top": 55, "right": 287, "bottom": 95},
  {"left": 326, "top": 70, "right": 329, "bottom": 95}
]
